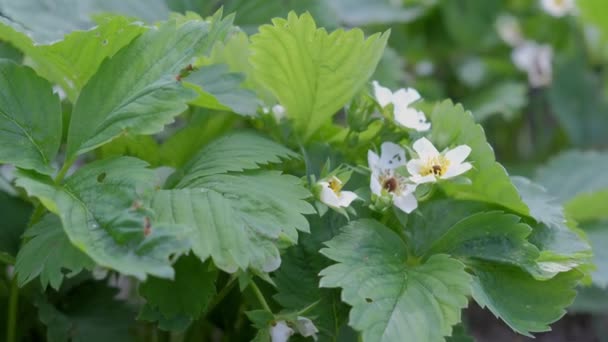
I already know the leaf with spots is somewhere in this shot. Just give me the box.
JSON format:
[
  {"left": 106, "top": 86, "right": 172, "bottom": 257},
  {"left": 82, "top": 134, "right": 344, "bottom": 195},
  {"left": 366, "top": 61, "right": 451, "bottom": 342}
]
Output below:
[{"left": 16, "top": 157, "right": 190, "bottom": 280}]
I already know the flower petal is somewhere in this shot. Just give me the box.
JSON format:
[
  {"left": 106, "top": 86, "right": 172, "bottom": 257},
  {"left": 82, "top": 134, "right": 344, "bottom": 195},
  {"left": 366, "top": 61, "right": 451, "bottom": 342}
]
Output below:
[
  {"left": 394, "top": 108, "right": 430, "bottom": 132},
  {"left": 367, "top": 149, "right": 380, "bottom": 170},
  {"left": 370, "top": 172, "right": 382, "bottom": 196},
  {"left": 271, "top": 321, "right": 294, "bottom": 342},
  {"left": 337, "top": 191, "right": 358, "bottom": 207},
  {"left": 372, "top": 81, "right": 393, "bottom": 108},
  {"left": 406, "top": 159, "right": 424, "bottom": 176},
  {"left": 444, "top": 145, "right": 471, "bottom": 165},
  {"left": 393, "top": 192, "right": 418, "bottom": 214},
  {"left": 412, "top": 137, "right": 439, "bottom": 159},
  {"left": 379, "top": 142, "right": 406, "bottom": 169},
  {"left": 392, "top": 87, "right": 421, "bottom": 109},
  {"left": 410, "top": 174, "right": 436, "bottom": 184},
  {"left": 319, "top": 183, "right": 341, "bottom": 208},
  {"left": 441, "top": 162, "right": 472, "bottom": 179}
]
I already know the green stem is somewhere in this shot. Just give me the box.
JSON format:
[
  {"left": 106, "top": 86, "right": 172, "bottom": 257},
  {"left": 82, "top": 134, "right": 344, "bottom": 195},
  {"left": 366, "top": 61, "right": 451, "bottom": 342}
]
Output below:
[
  {"left": 54, "top": 157, "right": 76, "bottom": 185},
  {"left": 203, "top": 275, "right": 237, "bottom": 317},
  {"left": 250, "top": 280, "right": 271, "bottom": 313},
  {"left": 298, "top": 142, "right": 313, "bottom": 187},
  {"left": 0, "top": 253, "right": 15, "bottom": 265},
  {"left": 6, "top": 276, "right": 19, "bottom": 342}
]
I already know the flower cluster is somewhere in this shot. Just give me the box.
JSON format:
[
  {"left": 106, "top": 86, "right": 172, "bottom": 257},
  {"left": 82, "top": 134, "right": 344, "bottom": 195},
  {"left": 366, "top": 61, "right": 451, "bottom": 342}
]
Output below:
[{"left": 315, "top": 81, "right": 472, "bottom": 215}]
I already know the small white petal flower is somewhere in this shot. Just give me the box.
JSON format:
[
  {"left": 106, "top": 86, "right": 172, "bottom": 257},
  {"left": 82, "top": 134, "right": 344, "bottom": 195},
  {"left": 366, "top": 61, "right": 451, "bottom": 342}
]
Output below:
[
  {"left": 272, "top": 104, "right": 286, "bottom": 121},
  {"left": 372, "top": 81, "right": 430, "bottom": 132},
  {"left": 295, "top": 317, "right": 319, "bottom": 341},
  {"left": 270, "top": 321, "right": 294, "bottom": 342},
  {"left": 318, "top": 176, "right": 358, "bottom": 209},
  {"left": 368, "top": 142, "right": 419, "bottom": 214},
  {"left": 540, "top": 0, "right": 575, "bottom": 17},
  {"left": 512, "top": 41, "right": 553, "bottom": 88},
  {"left": 495, "top": 15, "right": 523, "bottom": 47},
  {"left": 407, "top": 137, "right": 472, "bottom": 184}
]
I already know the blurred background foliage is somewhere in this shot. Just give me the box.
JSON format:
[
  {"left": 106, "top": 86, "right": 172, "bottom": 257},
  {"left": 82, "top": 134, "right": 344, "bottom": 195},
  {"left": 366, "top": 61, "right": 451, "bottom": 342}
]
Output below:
[{"left": 1, "top": 0, "right": 607, "bottom": 341}]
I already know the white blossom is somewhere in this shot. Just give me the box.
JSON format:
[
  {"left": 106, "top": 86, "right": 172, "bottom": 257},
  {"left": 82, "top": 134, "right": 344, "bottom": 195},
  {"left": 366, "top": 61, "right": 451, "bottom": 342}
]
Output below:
[
  {"left": 372, "top": 81, "right": 431, "bottom": 132},
  {"left": 496, "top": 15, "right": 523, "bottom": 47},
  {"left": 295, "top": 316, "right": 319, "bottom": 341},
  {"left": 540, "top": 0, "right": 575, "bottom": 17},
  {"left": 407, "top": 137, "right": 472, "bottom": 184},
  {"left": 318, "top": 176, "right": 358, "bottom": 209},
  {"left": 270, "top": 321, "right": 294, "bottom": 342},
  {"left": 368, "top": 142, "right": 418, "bottom": 213},
  {"left": 512, "top": 41, "right": 553, "bottom": 88}
]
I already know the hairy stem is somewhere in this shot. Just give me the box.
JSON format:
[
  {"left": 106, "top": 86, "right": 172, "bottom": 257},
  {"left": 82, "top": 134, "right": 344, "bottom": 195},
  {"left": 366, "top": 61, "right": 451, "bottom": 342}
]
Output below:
[
  {"left": 250, "top": 280, "right": 272, "bottom": 313},
  {"left": 6, "top": 276, "right": 19, "bottom": 342}
]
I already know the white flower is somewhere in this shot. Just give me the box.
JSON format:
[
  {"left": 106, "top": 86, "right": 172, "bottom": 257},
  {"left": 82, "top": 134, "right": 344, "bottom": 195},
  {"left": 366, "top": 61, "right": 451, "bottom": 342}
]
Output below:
[
  {"left": 540, "top": 0, "right": 575, "bottom": 17},
  {"left": 295, "top": 316, "right": 319, "bottom": 341},
  {"left": 407, "top": 137, "right": 472, "bottom": 184},
  {"left": 318, "top": 176, "right": 358, "bottom": 209},
  {"left": 495, "top": 15, "right": 523, "bottom": 47},
  {"left": 270, "top": 321, "right": 294, "bottom": 342},
  {"left": 271, "top": 104, "right": 286, "bottom": 121},
  {"left": 368, "top": 142, "right": 418, "bottom": 213},
  {"left": 512, "top": 41, "right": 553, "bottom": 88},
  {"left": 372, "top": 81, "right": 431, "bottom": 132}
]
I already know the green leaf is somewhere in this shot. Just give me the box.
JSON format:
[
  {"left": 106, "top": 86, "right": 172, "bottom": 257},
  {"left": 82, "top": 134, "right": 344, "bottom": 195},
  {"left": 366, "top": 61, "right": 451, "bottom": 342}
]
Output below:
[
  {"left": 159, "top": 109, "right": 236, "bottom": 168},
  {"left": 36, "top": 282, "right": 135, "bottom": 342},
  {"left": 152, "top": 171, "right": 313, "bottom": 273},
  {"left": 320, "top": 220, "right": 471, "bottom": 342},
  {"left": 137, "top": 305, "right": 192, "bottom": 332},
  {"left": 139, "top": 254, "right": 217, "bottom": 323},
  {"left": 471, "top": 261, "right": 581, "bottom": 337},
  {"left": 579, "top": 0, "right": 608, "bottom": 42},
  {"left": 0, "top": 60, "right": 61, "bottom": 175},
  {"left": 98, "top": 134, "right": 161, "bottom": 167},
  {"left": 184, "top": 63, "right": 259, "bottom": 116},
  {"left": 548, "top": 57, "right": 608, "bottom": 147},
  {"left": 328, "top": 0, "right": 424, "bottom": 26},
  {"left": 535, "top": 150, "right": 608, "bottom": 204},
  {"left": 169, "top": 131, "right": 298, "bottom": 188},
  {"left": 0, "top": 15, "right": 146, "bottom": 101},
  {"left": 0, "top": 191, "right": 32, "bottom": 258},
  {"left": 249, "top": 12, "right": 388, "bottom": 140},
  {"left": 408, "top": 200, "right": 539, "bottom": 270},
  {"left": 273, "top": 213, "right": 350, "bottom": 340},
  {"left": 580, "top": 221, "right": 608, "bottom": 288},
  {"left": 512, "top": 176, "right": 591, "bottom": 277},
  {"left": 429, "top": 100, "right": 528, "bottom": 214},
  {"left": 16, "top": 157, "right": 190, "bottom": 280},
  {"left": 464, "top": 82, "right": 527, "bottom": 122},
  {"left": 65, "top": 16, "right": 233, "bottom": 159},
  {"left": 15, "top": 214, "right": 94, "bottom": 290}
]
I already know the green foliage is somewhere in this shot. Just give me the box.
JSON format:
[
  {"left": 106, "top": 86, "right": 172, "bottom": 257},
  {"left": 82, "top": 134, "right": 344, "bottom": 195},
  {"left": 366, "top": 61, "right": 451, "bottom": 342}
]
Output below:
[
  {"left": 429, "top": 100, "right": 528, "bottom": 214},
  {"left": 320, "top": 220, "right": 471, "bottom": 342},
  {"left": 0, "top": 192, "right": 31, "bottom": 259},
  {"left": 408, "top": 200, "right": 539, "bottom": 270},
  {"left": 139, "top": 255, "right": 217, "bottom": 326},
  {"left": 184, "top": 64, "right": 259, "bottom": 116},
  {"left": 36, "top": 282, "right": 135, "bottom": 342},
  {"left": 512, "top": 176, "right": 592, "bottom": 278},
  {"left": 0, "top": 60, "right": 61, "bottom": 175},
  {"left": 168, "top": 131, "right": 297, "bottom": 187},
  {"left": 581, "top": 221, "right": 608, "bottom": 288},
  {"left": 15, "top": 214, "right": 94, "bottom": 290},
  {"left": 16, "top": 157, "right": 190, "bottom": 280},
  {"left": 250, "top": 12, "right": 389, "bottom": 140},
  {"left": 471, "top": 262, "right": 581, "bottom": 337},
  {"left": 65, "top": 16, "right": 233, "bottom": 159}
]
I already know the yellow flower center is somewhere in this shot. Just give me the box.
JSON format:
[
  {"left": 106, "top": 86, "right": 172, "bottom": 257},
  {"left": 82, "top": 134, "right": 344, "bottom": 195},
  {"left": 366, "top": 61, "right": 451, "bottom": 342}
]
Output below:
[
  {"left": 421, "top": 156, "right": 450, "bottom": 177},
  {"left": 328, "top": 177, "right": 343, "bottom": 195}
]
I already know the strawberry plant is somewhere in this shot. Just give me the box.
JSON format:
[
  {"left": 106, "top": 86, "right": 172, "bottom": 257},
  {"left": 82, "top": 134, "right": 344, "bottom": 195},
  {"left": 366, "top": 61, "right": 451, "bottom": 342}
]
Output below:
[{"left": 0, "top": 1, "right": 605, "bottom": 341}]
